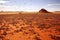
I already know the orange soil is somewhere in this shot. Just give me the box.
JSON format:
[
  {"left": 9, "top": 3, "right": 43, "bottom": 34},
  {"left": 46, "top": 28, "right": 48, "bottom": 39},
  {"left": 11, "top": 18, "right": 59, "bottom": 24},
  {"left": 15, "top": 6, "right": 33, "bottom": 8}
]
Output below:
[{"left": 0, "top": 13, "right": 60, "bottom": 40}]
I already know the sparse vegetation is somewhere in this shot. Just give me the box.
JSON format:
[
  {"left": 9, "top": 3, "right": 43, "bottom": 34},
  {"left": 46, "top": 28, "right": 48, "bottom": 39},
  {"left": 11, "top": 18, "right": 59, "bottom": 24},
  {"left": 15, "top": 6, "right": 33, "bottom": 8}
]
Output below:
[{"left": 0, "top": 12, "right": 60, "bottom": 40}]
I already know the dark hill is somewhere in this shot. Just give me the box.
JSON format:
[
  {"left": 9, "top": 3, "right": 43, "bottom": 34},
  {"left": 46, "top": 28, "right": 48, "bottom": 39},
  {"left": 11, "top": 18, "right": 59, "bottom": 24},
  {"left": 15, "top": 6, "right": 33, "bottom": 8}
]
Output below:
[{"left": 39, "top": 8, "right": 50, "bottom": 13}]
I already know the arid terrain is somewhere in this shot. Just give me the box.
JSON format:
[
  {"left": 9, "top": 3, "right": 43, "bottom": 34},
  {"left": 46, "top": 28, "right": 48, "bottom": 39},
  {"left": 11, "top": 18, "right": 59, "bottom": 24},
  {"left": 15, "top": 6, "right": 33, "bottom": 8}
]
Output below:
[{"left": 0, "top": 11, "right": 60, "bottom": 40}]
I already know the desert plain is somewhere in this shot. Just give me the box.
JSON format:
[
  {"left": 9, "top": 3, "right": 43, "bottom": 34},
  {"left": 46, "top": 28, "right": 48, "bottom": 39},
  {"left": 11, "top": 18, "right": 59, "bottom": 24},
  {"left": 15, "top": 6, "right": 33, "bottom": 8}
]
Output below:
[{"left": 0, "top": 9, "right": 60, "bottom": 40}]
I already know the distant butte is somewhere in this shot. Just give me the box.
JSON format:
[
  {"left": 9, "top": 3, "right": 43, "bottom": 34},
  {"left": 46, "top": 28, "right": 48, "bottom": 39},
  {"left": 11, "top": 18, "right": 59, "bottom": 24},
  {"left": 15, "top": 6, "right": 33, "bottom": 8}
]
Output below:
[{"left": 39, "top": 8, "right": 50, "bottom": 13}]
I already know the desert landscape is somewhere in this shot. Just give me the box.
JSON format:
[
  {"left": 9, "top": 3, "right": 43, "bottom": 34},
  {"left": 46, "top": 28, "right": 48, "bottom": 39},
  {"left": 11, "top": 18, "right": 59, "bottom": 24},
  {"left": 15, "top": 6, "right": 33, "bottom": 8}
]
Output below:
[{"left": 0, "top": 9, "right": 60, "bottom": 40}]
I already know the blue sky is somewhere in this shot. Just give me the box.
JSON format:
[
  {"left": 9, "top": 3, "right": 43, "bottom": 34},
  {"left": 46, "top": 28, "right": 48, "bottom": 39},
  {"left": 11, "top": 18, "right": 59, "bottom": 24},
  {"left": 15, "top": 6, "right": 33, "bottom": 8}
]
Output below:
[{"left": 0, "top": 0, "right": 60, "bottom": 11}]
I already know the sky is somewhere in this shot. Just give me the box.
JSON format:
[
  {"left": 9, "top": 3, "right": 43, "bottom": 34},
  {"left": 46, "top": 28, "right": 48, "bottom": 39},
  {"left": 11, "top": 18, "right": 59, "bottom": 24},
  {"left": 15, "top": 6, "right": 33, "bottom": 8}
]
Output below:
[{"left": 0, "top": 0, "right": 60, "bottom": 11}]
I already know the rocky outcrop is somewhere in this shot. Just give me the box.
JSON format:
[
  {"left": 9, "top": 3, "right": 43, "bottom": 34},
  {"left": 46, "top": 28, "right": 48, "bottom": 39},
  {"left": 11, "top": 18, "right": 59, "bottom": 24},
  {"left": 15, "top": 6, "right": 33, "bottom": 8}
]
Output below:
[{"left": 39, "top": 8, "right": 50, "bottom": 13}]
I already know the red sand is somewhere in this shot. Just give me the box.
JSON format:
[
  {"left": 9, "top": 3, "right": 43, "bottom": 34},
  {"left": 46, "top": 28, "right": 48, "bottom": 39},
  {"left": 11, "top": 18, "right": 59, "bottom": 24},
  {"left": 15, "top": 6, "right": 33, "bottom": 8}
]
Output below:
[{"left": 0, "top": 13, "right": 60, "bottom": 40}]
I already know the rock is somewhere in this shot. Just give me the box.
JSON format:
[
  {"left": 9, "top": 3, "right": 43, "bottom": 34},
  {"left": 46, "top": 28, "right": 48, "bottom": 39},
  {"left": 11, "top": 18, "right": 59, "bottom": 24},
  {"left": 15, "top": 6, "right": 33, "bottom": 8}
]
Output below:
[{"left": 39, "top": 8, "right": 50, "bottom": 13}]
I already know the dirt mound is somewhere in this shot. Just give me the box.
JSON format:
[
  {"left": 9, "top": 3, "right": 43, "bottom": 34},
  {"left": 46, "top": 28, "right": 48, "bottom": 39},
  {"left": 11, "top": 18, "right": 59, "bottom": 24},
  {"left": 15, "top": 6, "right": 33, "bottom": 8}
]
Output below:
[{"left": 39, "top": 8, "right": 49, "bottom": 13}]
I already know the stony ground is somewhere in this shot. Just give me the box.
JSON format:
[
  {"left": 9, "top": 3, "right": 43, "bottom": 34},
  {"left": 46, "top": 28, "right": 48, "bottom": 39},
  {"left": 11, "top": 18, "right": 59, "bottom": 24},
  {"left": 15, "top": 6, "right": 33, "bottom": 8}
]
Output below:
[{"left": 0, "top": 13, "right": 60, "bottom": 40}]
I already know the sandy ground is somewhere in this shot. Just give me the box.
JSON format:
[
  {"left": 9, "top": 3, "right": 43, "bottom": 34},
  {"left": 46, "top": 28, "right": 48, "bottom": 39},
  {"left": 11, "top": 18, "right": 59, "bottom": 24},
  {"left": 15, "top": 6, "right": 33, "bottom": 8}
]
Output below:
[{"left": 0, "top": 12, "right": 60, "bottom": 40}]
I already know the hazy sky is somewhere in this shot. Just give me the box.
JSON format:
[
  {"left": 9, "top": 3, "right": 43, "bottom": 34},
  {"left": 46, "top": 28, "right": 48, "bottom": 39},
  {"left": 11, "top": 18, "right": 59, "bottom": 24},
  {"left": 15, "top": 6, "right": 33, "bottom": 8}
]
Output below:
[{"left": 0, "top": 0, "right": 60, "bottom": 11}]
